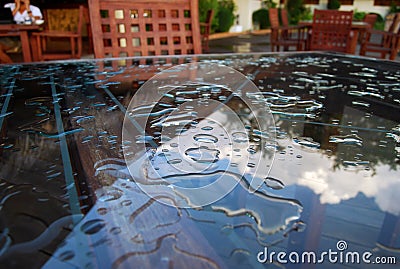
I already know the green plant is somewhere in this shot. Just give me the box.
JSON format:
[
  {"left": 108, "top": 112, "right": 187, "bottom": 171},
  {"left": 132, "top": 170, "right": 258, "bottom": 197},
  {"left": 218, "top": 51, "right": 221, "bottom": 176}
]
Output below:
[
  {"left": 327, "top": 0, "right": 341, "bottom": 10},
  {"left": 298, "top": 7, "right": 313, "bottom": 21},
  {"left": 199, "top": 0, "right": 219, "bottom": 33},
  {"left": 389, "top": 3, "right": 400, "bottom": 13},
  {"left": 286, "top": 0, "right": 307, "bottom": 24},
  {"left": 252, "top": 8, "right": 270, "bottom": 29},
  {"left": 215, "top": 0, "right": 236, "bottom": 32},
  {"left": 352, "top": 11, "right": 384, "bottom": 29},
  {"left": 261, "top": 0, "right": 277, "bottom": 9},
  {"left": 374, "top": 13, "right": 385, "bottom": 30},
  {"left": 353, "top": 10, "right": 366, "bottom": 21}
]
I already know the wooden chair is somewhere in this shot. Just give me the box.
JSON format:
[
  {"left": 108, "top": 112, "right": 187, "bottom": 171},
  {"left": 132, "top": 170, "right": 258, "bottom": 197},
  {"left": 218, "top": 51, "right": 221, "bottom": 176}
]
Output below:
[
  {"left": 268, "top": 8, "right": 305, "bottom": 52},
  {"left": 0, "top": 45, "right": 12, "bottom": 64},
  {"left": 358, "top": 13, "right": 378, "bottom": 43},
  {"left": 88, "top": 0, "right": 202, "bottom": 58},
  {"left": 32, "top": 5, "right": 85, "bottom": 61},
  {"left": 363, "top": 14, "right": 378, "bottom": 28},
  {"left": 360, "top": 13, "right": 400, "bottom": 60},
  {"left": 200, "top": 9, "right": 214, "bottom": 52},
  {"left": 309, "top": 9, "right": 354, "bottom": 53}
]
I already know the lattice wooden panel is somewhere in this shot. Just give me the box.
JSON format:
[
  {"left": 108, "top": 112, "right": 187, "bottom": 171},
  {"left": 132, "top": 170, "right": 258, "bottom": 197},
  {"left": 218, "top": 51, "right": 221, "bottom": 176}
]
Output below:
[
  {"left": 45, "top": 9, "right": 81, "bottom": 32},
  {"left": 310, "top": 10, "right": 353, "bottom": 53},
  {"left": 88, "top": 0, "right": 202, "bottom": 58}
]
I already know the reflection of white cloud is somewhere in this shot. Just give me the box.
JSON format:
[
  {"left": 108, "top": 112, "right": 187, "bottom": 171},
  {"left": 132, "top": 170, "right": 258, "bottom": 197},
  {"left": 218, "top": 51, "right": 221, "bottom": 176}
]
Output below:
[
  {"left": 298, "top": 169, "right": 329, "bottom": 197},
  {"left": 298, "top": 168, "right": 359, "bottom": 205},
  {"left": 269, "top": 137, "right": 400, "bottom": 215},
  {"left": 375, "top": 182, "right": 400, "bottom": 216}
]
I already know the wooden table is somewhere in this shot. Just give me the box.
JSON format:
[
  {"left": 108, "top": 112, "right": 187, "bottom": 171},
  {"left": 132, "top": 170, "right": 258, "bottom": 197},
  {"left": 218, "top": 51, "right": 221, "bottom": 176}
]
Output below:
[
  {"left": 0, "top": 24, "right": 40, "bottom": 62},
  {"left": 298, "top": 21, "right": 370, "bottom": 54}
]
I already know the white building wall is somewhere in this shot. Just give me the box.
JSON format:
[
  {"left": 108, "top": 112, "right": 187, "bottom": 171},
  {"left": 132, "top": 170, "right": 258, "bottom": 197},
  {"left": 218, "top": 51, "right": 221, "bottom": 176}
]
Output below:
[
  {"left": 339, "top": 1, "right": 389, "bottom": 18},
  {"left": 306, "top": 0, "right": 389, "bottom": 18},
  {"left": 232, "top": 0, "right": 262, "bottom": 31}
]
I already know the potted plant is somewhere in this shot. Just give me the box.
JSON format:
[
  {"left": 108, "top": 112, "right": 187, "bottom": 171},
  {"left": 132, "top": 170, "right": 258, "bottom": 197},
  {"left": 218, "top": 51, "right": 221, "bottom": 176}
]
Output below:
[
  {"left": 215, "top": 0, "right": 236, "bottom": 32},
  {"left": 327, "top": 0, "right": 341, "bottom": 10}
]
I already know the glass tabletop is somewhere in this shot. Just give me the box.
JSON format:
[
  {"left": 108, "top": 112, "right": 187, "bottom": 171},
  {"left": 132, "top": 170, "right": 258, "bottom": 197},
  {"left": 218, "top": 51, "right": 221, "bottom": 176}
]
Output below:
[{"left": 0, "top": 52, "right": 399, "bottom": 268}]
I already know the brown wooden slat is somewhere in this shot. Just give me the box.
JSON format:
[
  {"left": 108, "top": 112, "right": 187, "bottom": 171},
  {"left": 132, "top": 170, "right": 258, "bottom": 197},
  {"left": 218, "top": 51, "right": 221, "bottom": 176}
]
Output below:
[{"left": 88, "top": 0, "right": 202, "bottom": 60}]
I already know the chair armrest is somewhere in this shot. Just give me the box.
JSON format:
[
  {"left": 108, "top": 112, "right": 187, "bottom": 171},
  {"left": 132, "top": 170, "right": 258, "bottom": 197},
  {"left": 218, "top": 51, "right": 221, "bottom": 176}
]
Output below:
[{"left": 363, "top": 29, "right": 398, "bottom": 47}]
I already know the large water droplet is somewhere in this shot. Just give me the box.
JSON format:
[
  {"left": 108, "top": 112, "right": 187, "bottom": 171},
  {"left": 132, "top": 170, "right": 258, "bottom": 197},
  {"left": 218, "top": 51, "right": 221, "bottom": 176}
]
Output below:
[
  {"left": 193, "top": 134, "right": 218, "bottom": 143},
  {"left": 166, "top": 159, "right": 182, "bottom": 165},
  {"left": 185, "top": 147, "right": 220, "bottom": 163},
  {"left": 81, "top": 219, "right": 106, "bottom": 235},
  {"left": 201, "top": 126, "right": 214, "bottom": 131},
  {"left": 329, "top": 135, "right": 363, "bottom": 146},
  {"left": 265, "top": 177, "right": 285, "bottom": 190},
  {"left": 97, "top": 207, "right": 108, "bottom": 215},
  {"left": 98, "top": 187, "right": 123, "bottom": 202},
  {"left": 232, "top": 132, "right": 249, "bottom": 143},
  {"left": 59, "top": 250, "right": 75, "bottom": 261},
  {"left": 292, "top": 137, "right": 320, "bottom": 149}
]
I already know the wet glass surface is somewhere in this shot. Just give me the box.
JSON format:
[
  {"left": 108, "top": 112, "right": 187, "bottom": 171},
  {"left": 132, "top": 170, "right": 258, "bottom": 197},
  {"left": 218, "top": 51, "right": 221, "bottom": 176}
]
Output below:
[{"left": 0, "top": 52, "right": 399, "bottom": 268}]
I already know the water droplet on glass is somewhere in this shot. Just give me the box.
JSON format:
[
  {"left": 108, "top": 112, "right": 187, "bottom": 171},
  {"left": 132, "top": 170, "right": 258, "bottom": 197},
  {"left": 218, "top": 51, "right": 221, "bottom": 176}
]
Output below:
[
  {"left": 247, "top": 163, "right": 256, "bottom": 168},
  {"left": 81, "top": 219, "right": 106, "bottom": 235},
  {"left": 292, "top": 137, "right": 320, "bottom": 149},
  {"left": 98, "top": 187, "right": 123, "bottom": 202},
  {"left": 121, "top": 200, "right": 132, "bottom": 206},
  {"left": 59, "top": 250, "right": 75, "bottom": 261},
  {"left": 201, "top": 126, "right": 214, "bottom": 131},
  {"left": 97, "top": 207, "right": 108, "bottom": 215},
  {"left": 167, "top": 159, "right": 182, "bottom": 165},
  {"left": 329, "top": 134, "right": 363, "bottom": 146},
  {"left": 193, "top": 134, "right": 218, "bottom": 143},
  {"left": 265, "top": 177, "right": 285, "bottom": 190},
  {"left": 185, "top": 147, "right": 220, "bottom": 163},
  {"left": 110, "top": 227, "right": 122, "bottom": 235},
  {"left": 232, "top": 132, "right": 249, "bottom": 143}
]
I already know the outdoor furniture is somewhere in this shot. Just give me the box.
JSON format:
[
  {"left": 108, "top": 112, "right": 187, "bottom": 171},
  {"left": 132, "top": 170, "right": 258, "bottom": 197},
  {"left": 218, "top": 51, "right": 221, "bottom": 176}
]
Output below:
[
  {"left": 0, "top": 24, "right": 40, "bottom": 62},
  {"left": 360, "top": 13, "right": 400, "bottom": 60},
  {"left": 363, "top": 13, "right": 378, "bottom": 27},
  {"left": 0, "top": 45, "right": 12, "bottom": 63},
  {"left": 308, "top": 9, "right": 354, "bottom": 53},
  {"left": 299, "top": 19, "right": 369, "bottom": 53},
  {"left": 88, "top": 0, "right": 202, "bottom": 58},
  {"left": 268, "top": 8, "right": 305, "bottom": 52},
  {"left": 200, "top": 9, "right": 214, "bottom": 52},
  {"left": 1, "top": 51, "right": 400, "bottom": 268},
  {"left": 32, "top": 5, "right": 85, "bottom": 61},
  {"left": 358, "top": 13, "right": 378, "bottom": 43}
]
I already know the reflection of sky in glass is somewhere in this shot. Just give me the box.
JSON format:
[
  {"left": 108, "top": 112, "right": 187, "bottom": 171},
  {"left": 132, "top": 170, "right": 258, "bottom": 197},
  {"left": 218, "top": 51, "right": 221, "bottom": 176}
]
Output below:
[{"left": 269, "top": 105, "right": 400, "bottom": 215}]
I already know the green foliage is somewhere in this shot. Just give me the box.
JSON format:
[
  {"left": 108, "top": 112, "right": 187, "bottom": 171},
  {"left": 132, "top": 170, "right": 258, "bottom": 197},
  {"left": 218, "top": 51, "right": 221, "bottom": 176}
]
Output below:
[
  {"left": 389, "top": 3, "right": 400, "bottom": 13},
  {"left": 374, "top": 13, "right": 385, "bottom": 30},
  {"left": 252, "top": 8, "right": 270, "bottom": 29},
  {"left": 199, "top": 0, "right": 219, "bottom": 33},
  {"left": 286, "top": 0, "right": 307, "bottom": 24},
  {"left": 327, "top": 0, "right": 341, "bottom": 10},
  {"left": 199, "top": 0, "right": 218, "bottom": 32},
  {"left": 261, "top": 0, "right": 277, "bottom": 9},
  {"left": 353, "top": 11, "right": 366, "bottom": 21},
  {"left": 215, "top": 0, "right": 236, "bottom": 33},
  {"left": 353, "top": 10, "right": 384, "bottom": 29},
  {"left": 298, "top": 7, "right": 313, "bottom": 21}
]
